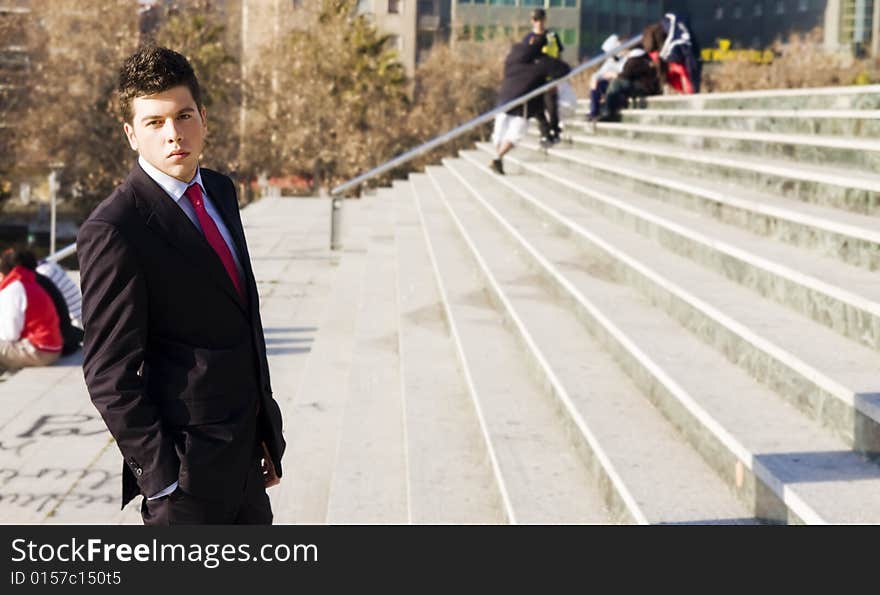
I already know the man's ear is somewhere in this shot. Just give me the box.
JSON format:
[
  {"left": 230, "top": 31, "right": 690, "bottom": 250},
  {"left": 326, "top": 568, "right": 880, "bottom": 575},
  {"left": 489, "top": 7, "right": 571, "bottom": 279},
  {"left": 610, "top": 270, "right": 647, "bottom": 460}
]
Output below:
[
  {"left": 200, "top": 106, "right": 208, "bottom": 136},
  {"left": 123, "top": 122, "right": 138, "bottom": 151}
]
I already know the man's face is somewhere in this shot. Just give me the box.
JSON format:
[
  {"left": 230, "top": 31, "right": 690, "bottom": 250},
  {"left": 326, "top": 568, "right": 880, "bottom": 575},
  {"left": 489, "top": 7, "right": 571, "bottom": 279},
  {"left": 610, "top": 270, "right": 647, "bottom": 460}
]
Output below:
[
  {"left": 532, "top": 17, "right": 545, "bottom": 33},
  {"left": 123, "top": 85, "right": 207, "bottom": 182}
]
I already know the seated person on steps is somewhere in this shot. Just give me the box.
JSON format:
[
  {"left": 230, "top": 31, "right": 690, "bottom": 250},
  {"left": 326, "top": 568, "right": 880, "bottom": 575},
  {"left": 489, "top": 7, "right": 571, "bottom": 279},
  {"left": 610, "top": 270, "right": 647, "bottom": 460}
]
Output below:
[{"left": 0, "top": 247, "right": 63, "bottom": 376}]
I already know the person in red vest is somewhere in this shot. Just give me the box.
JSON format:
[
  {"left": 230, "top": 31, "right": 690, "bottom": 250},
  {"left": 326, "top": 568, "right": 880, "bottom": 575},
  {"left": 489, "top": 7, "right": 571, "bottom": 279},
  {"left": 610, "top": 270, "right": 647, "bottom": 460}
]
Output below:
[{"left": 0, "top": 247, "right": 62, "bottom": 374}]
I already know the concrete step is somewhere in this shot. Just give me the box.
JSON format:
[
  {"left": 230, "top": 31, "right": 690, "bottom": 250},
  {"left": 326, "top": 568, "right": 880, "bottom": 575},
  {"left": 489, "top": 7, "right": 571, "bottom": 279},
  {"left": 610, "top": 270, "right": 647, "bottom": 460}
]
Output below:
[
  {"left": 497, "top": 140, "right": 880, "bottom": 355},
  {"left": 507, "top": 140, "right": 880, "bottom": 273},
  {"left": 640, "top": 85, "right": 880, "bottom": 111},
  {"left": 467, "top": 146, "right": 880, "bottom": 456},
  {"left": 540, "top": 128, "right": 880, "bottom": 217},
  {"left": 413, "top": 170, "right": 611, "bottom": 524},
  {"left": 614, "top": 108, "right": 880, "bottom": 138},
  {"left": 325, "top": 192, "right": 408, "bottom": 524},
  {"left": 569, "top": 121, "right": 880, "bottom": 171},
  {"left": 437, "top": 158, "right": 758, "bottom": 525},
  {"left": 239, "top": 196, "right": 352, "bottom": 524},
  {"left": 271, "top": 198, "right": 374, "bottom": 523},
  {"left": 446, "top": 153, "right": 880, "bottom": 524},
  {"left": 392, "top": 184, "right": 506, "bottom": 524}
]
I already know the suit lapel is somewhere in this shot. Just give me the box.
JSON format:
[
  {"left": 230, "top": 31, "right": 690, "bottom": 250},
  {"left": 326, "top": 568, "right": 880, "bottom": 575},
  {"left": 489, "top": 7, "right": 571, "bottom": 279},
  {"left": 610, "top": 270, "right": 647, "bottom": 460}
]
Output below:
[{"left": 129, "top": 165, "right": 247, "bottom": 315}]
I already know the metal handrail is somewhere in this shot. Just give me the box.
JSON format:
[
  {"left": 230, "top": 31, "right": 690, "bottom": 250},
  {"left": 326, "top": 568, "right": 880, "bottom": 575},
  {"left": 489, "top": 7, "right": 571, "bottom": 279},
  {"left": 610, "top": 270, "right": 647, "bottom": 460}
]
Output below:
[
  {"left": 46, "top": 241, "right": 77, "bottom": 262},
  {"left": 330, "top": 34, "right": 643, "bottom": 197},
  {"left": 42, "top": 38, "right": 644, "bottom": 254}
]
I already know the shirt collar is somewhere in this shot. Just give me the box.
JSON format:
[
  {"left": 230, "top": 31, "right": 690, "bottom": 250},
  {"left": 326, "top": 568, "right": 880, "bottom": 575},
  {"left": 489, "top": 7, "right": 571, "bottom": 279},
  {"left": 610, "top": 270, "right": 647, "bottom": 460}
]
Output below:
[{"left": 138, "top": 156, "right": 204, "bottom": 204}]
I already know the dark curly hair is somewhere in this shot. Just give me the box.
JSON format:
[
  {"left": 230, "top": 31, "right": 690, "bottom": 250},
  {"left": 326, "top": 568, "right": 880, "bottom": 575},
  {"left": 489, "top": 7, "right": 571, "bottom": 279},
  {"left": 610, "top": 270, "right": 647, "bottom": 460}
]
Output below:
[
  {"left": 117, "top": 45, "right": 203, "bottom": 124},
  {"left": 0, "top": 246, "right": 37, "bottom": 275}
]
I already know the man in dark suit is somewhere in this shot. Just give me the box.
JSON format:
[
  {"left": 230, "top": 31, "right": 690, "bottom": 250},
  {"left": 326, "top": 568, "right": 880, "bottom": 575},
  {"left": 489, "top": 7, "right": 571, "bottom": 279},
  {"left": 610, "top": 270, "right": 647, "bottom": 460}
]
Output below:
[{"left": 77, "top": 45, "right": 285, "bottom": 525}]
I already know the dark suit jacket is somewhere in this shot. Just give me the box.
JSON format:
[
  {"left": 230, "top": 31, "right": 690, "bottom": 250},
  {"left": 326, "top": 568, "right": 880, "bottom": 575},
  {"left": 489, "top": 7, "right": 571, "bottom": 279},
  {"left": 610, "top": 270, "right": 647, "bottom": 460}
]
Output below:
[{"left": 77, "top": 164, "right": 285, "bottom": 509}]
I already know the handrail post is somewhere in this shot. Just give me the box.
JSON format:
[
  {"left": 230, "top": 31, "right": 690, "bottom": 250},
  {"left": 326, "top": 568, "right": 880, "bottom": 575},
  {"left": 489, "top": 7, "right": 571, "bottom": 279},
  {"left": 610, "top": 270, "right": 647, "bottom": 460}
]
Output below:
[
  {"left": 48, "top": 162, "right": 64, "bottom": 256},
  {"left": 328, "top": 186, "right": 344, "bottom": 251}
]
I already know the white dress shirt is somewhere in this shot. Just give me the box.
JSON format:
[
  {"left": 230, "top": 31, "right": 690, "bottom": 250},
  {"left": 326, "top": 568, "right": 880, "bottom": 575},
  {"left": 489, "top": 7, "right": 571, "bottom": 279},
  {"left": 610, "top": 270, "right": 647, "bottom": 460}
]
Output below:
[
  {"left": 137, "top": 157, "right": 244, "bottom": 500},
  {"left": 138, "top": 157, "right": 244, "bottom": 277}
]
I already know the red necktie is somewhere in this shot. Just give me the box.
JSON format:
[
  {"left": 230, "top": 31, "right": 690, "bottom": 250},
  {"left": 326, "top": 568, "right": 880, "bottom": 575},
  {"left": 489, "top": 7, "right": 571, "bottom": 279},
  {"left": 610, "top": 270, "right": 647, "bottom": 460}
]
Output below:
[{"left": 185, "top": 183, "right": 245, "bottom": 301}]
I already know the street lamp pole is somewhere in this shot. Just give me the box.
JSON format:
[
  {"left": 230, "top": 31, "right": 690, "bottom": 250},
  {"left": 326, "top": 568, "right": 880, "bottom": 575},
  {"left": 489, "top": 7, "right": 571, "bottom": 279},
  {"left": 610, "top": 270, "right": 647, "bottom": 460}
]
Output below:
[{"left": 47, "top": 162, "right": 63, "bottom": 255}]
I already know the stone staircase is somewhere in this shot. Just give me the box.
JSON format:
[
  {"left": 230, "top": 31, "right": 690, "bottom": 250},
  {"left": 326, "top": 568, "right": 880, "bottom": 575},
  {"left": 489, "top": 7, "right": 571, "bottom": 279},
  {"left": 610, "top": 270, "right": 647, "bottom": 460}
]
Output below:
[
  {"left": 5, "top": 85, "right": 880, "bottom": 525},
  {"left": 280, "top": 84, "right": 880, "bottom": 524}
]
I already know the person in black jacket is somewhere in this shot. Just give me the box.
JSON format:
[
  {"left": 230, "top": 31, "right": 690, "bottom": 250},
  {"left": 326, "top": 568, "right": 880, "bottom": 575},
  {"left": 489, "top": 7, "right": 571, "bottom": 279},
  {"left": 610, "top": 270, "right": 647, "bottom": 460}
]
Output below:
[
  {"left": 522, "top": 8, "right": 565, "bottom": 144},
  {"left": 490, "top": 41, "right": 570, "bottom": 174},
  {"left": 598, "top": 45, "right": 660, "bottom": 122}
]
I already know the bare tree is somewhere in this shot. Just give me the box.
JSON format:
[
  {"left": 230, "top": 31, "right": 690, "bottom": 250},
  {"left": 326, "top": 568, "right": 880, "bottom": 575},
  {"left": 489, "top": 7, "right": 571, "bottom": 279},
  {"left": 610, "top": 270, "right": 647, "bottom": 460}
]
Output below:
[
  {"left": 17, "top": 0, "right": 139, "bottom": 216},
  {"left": 404, "top": 39, "right": 507, "bottom": 172},
  {"left": 151, "top": 0, "right": 241, "bottom": 176},
  {"left": 0, "top": 5, "right": 37, "bottom": 208},
  {"left": 246, "top": 0, "right": 410, "bottom": 193}
]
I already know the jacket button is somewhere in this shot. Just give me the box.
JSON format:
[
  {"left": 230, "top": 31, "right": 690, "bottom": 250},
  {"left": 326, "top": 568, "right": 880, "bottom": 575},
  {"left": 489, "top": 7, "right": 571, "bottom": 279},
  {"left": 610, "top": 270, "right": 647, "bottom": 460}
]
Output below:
[{"left": 135, "top": 468, "right": 143, "bottom": 477}]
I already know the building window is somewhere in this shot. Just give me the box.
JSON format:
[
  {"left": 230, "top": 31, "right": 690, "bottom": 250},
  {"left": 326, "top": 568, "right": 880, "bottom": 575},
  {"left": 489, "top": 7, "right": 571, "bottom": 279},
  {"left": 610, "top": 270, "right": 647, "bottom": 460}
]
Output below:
[
  {"left": 475, "top": 25, "right": 485, "bottom": 41},
  {"left": 565, "top": 0, "right": 576, "bottom": 6},
  {"left": 753, "top": 2, "right": 762, "bottom": 16},
  {"left": 416, "top": 30, "right": 434, "bottom": 63},
  {"left": 734, "top": 4, "right": 742, "bottom": 18},
  {"left": 715, "top": 6, "right": 724, "bottom": 19},
  {"left": 776, "top": 1, "right": 784, "bottom": 14},
  {"left": 561, "top": 28, "right": 576, "bottom": 45},
  {"left": 521, "top": 0, "right": 544, "bottom": 6},
  {"left": 798, "top": 0, "right": 807, "bottom": 11},
  {"left": 388, "top": 0, "right": 399, "bottom": 13}
]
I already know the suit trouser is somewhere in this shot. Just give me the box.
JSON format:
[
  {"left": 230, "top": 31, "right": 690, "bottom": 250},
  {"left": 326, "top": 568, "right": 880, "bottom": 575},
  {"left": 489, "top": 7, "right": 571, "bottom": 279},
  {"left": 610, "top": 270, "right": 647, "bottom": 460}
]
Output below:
[
  {"left": 140, "top": 441, "right": 273, "bottom": 525},
  {"left": 0, "top": 338, "right": 59, "bottom": 374}
]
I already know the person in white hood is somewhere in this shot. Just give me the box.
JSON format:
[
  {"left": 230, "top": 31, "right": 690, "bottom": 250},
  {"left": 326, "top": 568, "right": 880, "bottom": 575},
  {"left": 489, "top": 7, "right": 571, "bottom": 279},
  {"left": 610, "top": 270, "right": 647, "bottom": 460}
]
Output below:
[{"left": 587, "top": 34, "right": 624, "bottom": 121}]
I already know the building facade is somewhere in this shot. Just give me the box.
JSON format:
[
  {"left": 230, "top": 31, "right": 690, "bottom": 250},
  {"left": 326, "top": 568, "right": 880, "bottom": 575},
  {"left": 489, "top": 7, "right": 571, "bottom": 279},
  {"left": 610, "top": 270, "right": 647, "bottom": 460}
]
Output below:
[
  {"left": 664, "top": 1, "right": 879, "bottom": 53},
  {"left": 453, "top": 0, "right": 665, "bottom": 63},
  {"left": 0, "top": 1, "right": 33, "bottom": 181}
]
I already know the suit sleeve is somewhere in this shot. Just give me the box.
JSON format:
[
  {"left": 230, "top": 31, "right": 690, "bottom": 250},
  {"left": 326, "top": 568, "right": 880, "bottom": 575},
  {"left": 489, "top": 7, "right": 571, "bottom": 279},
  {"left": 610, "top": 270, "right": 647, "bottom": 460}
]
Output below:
[
  {"left": 78, "top": 219, "right": 179, "bottom": 497},
  {"left": 223, "top": 176, "right": 286, "bottom": 470}
]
